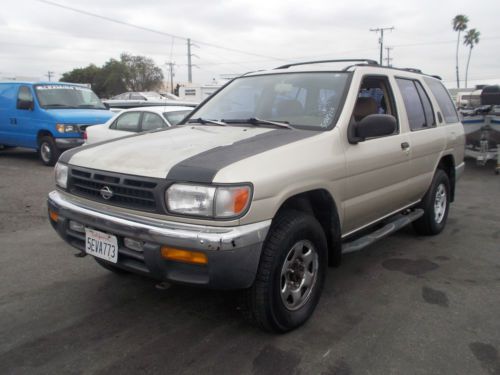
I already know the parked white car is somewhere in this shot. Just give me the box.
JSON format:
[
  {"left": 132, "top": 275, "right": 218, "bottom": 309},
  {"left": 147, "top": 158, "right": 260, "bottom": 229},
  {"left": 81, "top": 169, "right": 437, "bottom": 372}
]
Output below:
[{"left": 84, "top": 106, "right": 193, "bottom": 144}]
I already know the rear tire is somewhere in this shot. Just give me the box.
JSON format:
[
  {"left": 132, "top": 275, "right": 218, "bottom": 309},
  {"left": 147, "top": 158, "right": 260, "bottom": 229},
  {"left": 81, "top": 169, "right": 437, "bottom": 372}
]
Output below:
[
  {"left": 245, "top": 209, "right": 327, "bottom": 333},
  {"left": 413, "top": 169, "right": 450, "bottom": 235},
  {"left": 38, "top": 136, "right": 61, "bottom": 166}
]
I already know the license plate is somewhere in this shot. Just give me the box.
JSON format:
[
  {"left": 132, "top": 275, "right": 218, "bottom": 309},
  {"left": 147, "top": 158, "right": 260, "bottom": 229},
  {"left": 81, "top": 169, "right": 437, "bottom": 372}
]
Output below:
[{"left": 85, "top": 228, "right": 118, "bottom": 263}]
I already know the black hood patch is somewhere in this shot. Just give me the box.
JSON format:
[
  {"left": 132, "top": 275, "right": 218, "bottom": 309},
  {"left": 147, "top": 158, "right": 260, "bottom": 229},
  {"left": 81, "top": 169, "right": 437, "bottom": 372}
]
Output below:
[{"left": 166, "top": 129, "right": 319, "bottom": 183}]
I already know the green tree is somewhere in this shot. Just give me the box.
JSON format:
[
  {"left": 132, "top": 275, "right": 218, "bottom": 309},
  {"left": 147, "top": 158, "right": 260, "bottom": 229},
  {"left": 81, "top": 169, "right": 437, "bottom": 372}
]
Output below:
[
  {"left": 452, "top": 14, "right": 469, "bottom": 88},
  {"left": 463, "top": 28, "right": 480, "bottom": 89},
  {"left": 94, "top": 58, "right": 128, "bottom": 98},
  {"left": 59, "top": 64, "right": 101, "bottom": 87},
  {"left": 120, "top": 53, "right": 164, "bottom": 91},
  {"left": 59, "top": 53, "right": 164, "bottom": 98}
]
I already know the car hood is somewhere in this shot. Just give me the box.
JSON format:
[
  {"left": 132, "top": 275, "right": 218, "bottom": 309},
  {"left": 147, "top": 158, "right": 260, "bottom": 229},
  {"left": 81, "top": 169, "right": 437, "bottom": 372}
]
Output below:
[
  {"left": 47, "top": 108, "right": 114, "bottom": 124},
  {"left": 64, "top": 125, "right": 317, "bottom": 181}
]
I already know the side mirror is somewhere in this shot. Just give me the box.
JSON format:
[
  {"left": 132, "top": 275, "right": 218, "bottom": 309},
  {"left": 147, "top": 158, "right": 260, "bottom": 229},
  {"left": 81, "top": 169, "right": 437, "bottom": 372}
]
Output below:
[
  {"left": 17, "top": 99, "right": 34, "bottom": 110},
  {"left": 350, "top": 114, "right": 397, "bottom": 143},
  {"left": 103, "top": 102, "right": 110, "bottom": 110}
]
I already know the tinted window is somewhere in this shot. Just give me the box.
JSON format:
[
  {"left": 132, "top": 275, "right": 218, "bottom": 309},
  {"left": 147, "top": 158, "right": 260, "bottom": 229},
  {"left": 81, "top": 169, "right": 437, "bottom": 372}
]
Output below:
[
  {"left": 17, "top": 86, "right": 33, "bottom": 109},
  {"left": 415, "top": 81, "right": 435, "bottom": 127},
  {"left": 141, "top": 113, "right": 165, "bottom": 131},
  {"left": 423, "top": 77, "right": 459, "bottom": 123},
  {"left": 164, "top": 110, "right": 191, "bottom": 125},
  {"left": 397, "top": 79, "right": 427, "bottom": 131},
  {"left": 113, "top": 112, "right": 141, "bottom": 132}
]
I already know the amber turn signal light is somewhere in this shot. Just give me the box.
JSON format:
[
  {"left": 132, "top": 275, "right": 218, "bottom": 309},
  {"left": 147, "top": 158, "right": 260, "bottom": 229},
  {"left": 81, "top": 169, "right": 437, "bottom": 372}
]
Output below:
[
  {"left": 49, "top": 209, "right": 58, "bottom": 222},
  {"left": 161, "top": 247, "right": 208, "bottom": 265}
]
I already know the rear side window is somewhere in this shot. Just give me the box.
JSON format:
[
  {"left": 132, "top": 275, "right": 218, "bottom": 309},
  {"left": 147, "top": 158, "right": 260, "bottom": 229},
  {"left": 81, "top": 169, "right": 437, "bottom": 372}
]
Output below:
[
  {"left": 423, "top": 77, "right": 459, "bottom": 123},
  {"left": 16, "top": 86, "right": 33, "bottom": 109},
  {"left": 396, "top": 78, "right": 435, "bottom": 131},
  {"left": 112, "top": 112, "right": 141, "bottom": 132},
  {"left": 141, "top": 112, "right": 165, "bottom": 131}
]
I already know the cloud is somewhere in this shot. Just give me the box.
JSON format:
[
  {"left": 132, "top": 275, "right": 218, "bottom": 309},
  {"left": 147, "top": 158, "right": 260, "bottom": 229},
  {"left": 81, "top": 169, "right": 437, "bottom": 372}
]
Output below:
[{"left": 0, "top": 0, "right": 499, "bottom": 87}]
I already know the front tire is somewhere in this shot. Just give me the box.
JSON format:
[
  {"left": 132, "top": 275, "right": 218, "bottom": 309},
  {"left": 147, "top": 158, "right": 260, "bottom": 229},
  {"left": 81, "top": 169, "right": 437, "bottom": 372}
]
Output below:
[
  {"left": 413, "top": 169, "right": 450, "bottom": 235},
  {"left": 246, "top": 210, "right": 327, "bottom": 332},
  {"left": 38, "top": 136, "right": 61, "bottom": 166}
]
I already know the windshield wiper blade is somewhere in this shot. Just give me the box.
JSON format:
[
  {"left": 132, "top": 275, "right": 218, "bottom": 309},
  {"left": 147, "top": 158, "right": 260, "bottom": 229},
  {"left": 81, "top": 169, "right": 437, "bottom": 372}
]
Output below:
[
  {"left": 225, "top": 117, "right": 292, "bottom": 129},
  {"left": 45, "top": 104, "right": 73, "bottom": 108},
  {"left": 188, "top": 117, "right": 227, "bottom": 126}
]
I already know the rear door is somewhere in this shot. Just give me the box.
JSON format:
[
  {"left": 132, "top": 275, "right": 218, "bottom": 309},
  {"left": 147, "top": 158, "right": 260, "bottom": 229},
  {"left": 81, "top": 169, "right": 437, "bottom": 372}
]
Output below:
[{"left": 394, "top": 78, "right": 446, "bottom": 203}]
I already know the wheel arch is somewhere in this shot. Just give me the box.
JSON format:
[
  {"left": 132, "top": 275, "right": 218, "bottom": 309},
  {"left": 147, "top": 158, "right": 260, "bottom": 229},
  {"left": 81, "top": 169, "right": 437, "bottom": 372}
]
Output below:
[
  {"left": 275, "top": 189, "right": 342, "bottom": 267},
  {"left": 437, "top": 154, "right": 456, "bottom": 202},
  {"left": 37, "top": 130, "right": 54, "bottom": 146}
]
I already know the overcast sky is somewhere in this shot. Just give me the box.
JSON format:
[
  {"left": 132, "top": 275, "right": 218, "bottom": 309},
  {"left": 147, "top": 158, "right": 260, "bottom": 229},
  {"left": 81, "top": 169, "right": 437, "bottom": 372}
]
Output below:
[{"left": 0, "top": 0, "right": 499, "bottom": 89}]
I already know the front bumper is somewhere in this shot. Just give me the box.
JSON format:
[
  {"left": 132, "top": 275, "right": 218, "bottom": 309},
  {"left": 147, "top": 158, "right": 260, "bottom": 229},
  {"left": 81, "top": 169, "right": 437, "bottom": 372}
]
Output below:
[
  {"left": 55, "top": 137, "right": 84, "bottom": 149},
  {"left": 48, "top": 190, "right": 271, "bottom": 289}
]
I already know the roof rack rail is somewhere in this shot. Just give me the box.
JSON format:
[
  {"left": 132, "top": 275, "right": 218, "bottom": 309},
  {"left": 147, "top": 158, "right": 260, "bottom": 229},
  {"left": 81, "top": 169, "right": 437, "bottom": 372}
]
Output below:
[
  {"left": 401, "top": 68, "right": 423, "bottom": 74},
  {"left": 274, "top": 59, "right": 378, "bottom": 70}
]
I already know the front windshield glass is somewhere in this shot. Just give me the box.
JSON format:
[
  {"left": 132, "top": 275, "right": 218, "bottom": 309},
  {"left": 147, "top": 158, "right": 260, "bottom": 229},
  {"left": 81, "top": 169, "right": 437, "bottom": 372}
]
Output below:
[
  {"left": 35, "top": 84, "right": 106, "bottom": 109},
  {"left": 190, "top": 72, "right": 350, "bottom": 129}
]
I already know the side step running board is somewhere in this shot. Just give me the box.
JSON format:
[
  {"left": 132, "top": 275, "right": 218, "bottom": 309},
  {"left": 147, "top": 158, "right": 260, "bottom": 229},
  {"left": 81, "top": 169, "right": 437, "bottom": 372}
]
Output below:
[{"left": 342, "top": 209, "right": 424, "bottom": 254}]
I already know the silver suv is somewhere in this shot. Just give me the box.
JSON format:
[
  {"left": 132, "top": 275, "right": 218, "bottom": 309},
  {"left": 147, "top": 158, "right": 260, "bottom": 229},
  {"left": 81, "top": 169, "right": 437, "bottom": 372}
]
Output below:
[{"left": 48, "top": 59, "right": 465, "bottom": 332}]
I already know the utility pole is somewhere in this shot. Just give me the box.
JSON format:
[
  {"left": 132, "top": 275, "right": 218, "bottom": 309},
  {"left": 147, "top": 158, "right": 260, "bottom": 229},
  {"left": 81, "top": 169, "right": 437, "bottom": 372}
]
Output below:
[
  {"left": 166, "top": 61, "right": 175, "bottom": 94},
  {"left": 46, "top": 71, "right": 54, "bottom": 81},
  {"left": 370, "top": 27, "right": 394, "bottom": 65},
  {"left": 187, "top": 38, "right": 192, "bottom": 83},
  {"left": 384, "top": 47, "right": 393, "bottom": 67}
]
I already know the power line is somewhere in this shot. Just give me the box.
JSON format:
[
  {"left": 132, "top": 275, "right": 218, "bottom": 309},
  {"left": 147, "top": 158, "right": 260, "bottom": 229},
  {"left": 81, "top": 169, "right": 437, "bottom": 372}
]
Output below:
[{"left": 36, "top": 0, "right": 284, "bottom": 61}]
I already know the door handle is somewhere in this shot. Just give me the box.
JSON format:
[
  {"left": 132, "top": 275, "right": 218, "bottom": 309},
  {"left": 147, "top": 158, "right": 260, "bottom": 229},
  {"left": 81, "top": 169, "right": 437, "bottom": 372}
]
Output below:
[
  {"left": 9, "top": 118, "right": 17, "bottom": 125},
  {"left": 401, "top": 142, "right": 410, "bottom": 150}
]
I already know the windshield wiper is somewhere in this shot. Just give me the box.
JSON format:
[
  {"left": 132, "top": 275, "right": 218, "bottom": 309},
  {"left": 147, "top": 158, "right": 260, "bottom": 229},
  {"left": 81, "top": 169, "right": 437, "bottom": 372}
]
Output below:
[
  {"left": 225, "top": 117, "right": 293, "bottom": 129},
  {"left": 77, "top": 104, "right": 104, "bottom": 109},
  {"left": 188, "top": 118, "right": 227, "bottom": 126},
  {"left": 44, "top": 104, "right": 73, "bottom": 108}
]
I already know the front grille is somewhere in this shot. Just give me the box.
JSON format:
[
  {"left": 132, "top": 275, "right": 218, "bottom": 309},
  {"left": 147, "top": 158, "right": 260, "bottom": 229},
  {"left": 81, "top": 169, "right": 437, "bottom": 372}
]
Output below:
[{"left": 69, "top": 167, "right": 160, "bottom": 212}]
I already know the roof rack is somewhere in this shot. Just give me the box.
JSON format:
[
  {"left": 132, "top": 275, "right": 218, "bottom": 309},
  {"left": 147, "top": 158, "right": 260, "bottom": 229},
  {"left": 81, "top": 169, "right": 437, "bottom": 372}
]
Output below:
[
  {"left": 401, "top": 68, "right": 423, "bottom": 74},
  {"left": 274, "top": 59, "right": 378, "bottom": 70}
]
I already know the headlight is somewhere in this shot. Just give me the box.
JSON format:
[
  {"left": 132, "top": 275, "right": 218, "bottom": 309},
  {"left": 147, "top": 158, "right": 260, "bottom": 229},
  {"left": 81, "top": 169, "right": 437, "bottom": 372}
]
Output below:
[
  {"left": 55, "top": 163, "right": 68, "bottom": 189},
  {"left": 166, "top": 184, "right": 251, "bottom": 218},
  {"left": 56, "top": 123, "right": 79, "bottom": 133}
]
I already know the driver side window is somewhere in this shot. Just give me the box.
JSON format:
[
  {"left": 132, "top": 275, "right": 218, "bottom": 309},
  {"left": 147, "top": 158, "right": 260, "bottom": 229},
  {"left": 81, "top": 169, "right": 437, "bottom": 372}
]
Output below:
[{"left": 351, "top": 76, "right": 398, "bottom": 134}]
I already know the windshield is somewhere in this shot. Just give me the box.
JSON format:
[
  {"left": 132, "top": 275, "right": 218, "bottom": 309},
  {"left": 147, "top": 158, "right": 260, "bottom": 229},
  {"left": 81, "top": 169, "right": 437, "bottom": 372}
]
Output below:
[
  {"left": 35, "top": 84, "right": 106, "bottom": 109},
  {"left": 164, "top": 110, "right": 192, "bottom": 125},
  {"left": 189, "top": 72, "right": 350, "bottom": 129}
]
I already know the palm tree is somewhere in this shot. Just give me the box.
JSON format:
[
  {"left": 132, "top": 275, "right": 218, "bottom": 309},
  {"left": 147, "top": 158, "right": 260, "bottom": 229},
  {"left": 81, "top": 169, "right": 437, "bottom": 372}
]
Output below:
[
  {"left": 464, "top": 29, "right": 480, "bottom": 88},
  {"left": 452, "top": 15, "right": 469, "bottom": 88}
]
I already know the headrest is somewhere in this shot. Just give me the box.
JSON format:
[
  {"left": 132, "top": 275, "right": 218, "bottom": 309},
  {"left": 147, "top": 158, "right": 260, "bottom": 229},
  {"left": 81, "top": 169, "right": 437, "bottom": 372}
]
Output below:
[{"left": 353, "top": 97, "right": 377, "bottom": 121}]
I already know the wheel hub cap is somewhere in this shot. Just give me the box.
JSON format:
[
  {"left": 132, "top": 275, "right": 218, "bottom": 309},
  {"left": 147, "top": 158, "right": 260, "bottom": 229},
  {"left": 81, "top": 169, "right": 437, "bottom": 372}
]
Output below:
[
  {"left": 280, "top": 240, "right": 318, "bottom": 311},
  {"left": 434, "top": 183, "right": 447, "bottom": 224},
  {"left": 41, "top": 143, "right": 51, "bottom": 162}
]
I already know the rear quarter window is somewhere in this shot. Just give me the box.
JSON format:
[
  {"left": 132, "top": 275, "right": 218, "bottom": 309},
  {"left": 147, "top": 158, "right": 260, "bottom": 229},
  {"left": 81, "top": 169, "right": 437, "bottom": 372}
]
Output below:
[{"left": 423, "top": 78, "right": 459, "bottom": 123}]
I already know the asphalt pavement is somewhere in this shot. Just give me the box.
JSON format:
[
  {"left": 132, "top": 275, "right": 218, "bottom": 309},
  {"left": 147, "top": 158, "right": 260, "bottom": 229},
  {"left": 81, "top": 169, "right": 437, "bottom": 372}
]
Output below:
[{"left": 1, "top": 148, "right": 499, "bottom": 375}]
